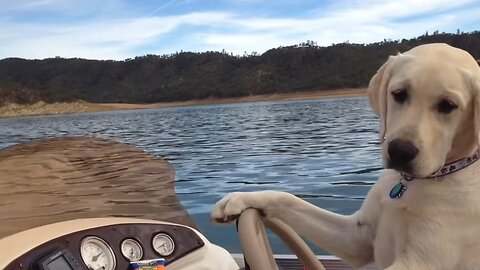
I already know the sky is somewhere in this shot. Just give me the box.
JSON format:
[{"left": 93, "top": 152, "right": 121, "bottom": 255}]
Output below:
[{"left": 1, "top": 0, "right": 480, "bottom": 60}]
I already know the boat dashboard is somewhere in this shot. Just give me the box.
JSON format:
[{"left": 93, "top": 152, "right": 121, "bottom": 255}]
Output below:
[{"left": 0, "top": 218, "right": 239, "bottom": 270}]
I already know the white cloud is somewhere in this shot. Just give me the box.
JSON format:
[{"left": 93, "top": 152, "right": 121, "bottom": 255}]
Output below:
[
  {"left": 185, "top": 0, "right": 477, "bottom": 55},
  {"left": 331, "top": 0, "right": 474, "bottom": 20},
  {"left": 196, "top": 0, "right": 478, "bottom": 53},
  {"left": 21, "top": 0, "right": 54, "bottom": 9},
  {"left": 0, "top": 0, "right": 479, "bottom": 60},
  {"left": 0, "top": 12, "right": 232, "bottom": 59},
  {"left": 1, "top": 0, "right": 98, "bottom": 12}
]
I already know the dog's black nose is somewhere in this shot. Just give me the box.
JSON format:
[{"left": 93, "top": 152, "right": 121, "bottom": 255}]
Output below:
[{"left": 388, "top": 139, "right": 418, "bottom": 166}]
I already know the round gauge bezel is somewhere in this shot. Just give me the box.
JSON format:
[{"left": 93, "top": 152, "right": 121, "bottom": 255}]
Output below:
[
  {"left": 120, "top": 238, "right": 143, "bottom": 261},
  {"left": 152, "top": 233, "right": 175, "bottom": 256},
  {"left": 80, "top": 236, "right": 116, "bottom": 270}
]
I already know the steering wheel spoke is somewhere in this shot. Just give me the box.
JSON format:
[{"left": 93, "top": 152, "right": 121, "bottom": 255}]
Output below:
[{"left": 237, "top": 208, "right": 326, "bottom": 270}]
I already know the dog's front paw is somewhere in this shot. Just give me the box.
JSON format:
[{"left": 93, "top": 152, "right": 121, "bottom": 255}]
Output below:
[{"left": 210, "top": 192, "right": 259, "bottom": 224}]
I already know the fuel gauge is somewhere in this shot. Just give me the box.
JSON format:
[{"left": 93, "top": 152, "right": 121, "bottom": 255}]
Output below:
[
  {"left": 121, "top": 239, "right": 143, "bottom": 261},
  {"left": 152, "top": 233, "right": 175, "bottom": 257}
]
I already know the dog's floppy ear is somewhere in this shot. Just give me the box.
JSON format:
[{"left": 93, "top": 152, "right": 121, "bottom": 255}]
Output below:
[
  {"left": 368, "top": 55, "right": 397, "bottom": 140},
  {"left": 463, "top": 65, "right": 480, "bottom": 147},
  {"left": 473, "top": 75, "right": 480, "bottom": 146}
]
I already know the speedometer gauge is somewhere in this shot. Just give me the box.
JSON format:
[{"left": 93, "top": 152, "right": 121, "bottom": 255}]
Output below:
[
  {"left": 152, "top": 233, "right": 175, "bottom": 256},
  {"left": 80, "top": 236, "right": 116, "bottom": 270},
  {"left": 121, "top": 239, "right": 143, "bottom": 261}
]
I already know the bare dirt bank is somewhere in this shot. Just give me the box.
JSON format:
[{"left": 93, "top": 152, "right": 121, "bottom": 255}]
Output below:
[{"left": 0, "top": 88, "right": 366, "bottom": 118}]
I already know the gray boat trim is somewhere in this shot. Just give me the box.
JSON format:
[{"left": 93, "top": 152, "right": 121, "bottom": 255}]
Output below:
[{"left": 231, "top": 253, "right": 378, "bottom": 270}]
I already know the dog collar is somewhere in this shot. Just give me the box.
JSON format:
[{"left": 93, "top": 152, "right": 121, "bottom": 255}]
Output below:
[
  {"left": 425, "top": 149, "right": 480, "bottom": 179},
  {"left": 390, "top": 149, "right": 480, "bottom": 199}
]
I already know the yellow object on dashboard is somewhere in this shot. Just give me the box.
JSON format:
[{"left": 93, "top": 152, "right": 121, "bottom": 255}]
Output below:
[{"left": 131, "top": 258, "right": 166, "bottom": 270}]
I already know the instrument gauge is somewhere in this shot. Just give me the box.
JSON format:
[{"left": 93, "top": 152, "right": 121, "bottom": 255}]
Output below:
[
  {"left": 80, "top": 236, "right": 116, "bottom": 270},
  {"left": 152, "top": 233, "right": 175, "bottom": 256},
  {"left": 121, "top": 239, "right": 143, "bottom": 261}
]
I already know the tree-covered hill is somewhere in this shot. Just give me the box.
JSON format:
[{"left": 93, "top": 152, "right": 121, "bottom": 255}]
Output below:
[{"left": 1, "top": 31, "right": 479, "bottom": 105}]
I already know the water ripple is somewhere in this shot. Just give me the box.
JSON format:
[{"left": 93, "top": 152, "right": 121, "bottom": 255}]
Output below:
[{"left": 0, "top": 96, "right": 383, "bottom": 253}]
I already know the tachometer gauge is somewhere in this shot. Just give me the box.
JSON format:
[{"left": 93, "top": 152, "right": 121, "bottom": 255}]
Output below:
[
  {"left": 121, "top": 239, "right": 143, "bottom": 261},
  {"left": 152, "top": 233, "right": 175, "bottom": 256},
  {"left": 80, "top": 236, "right": 116, "bottom": 270}
]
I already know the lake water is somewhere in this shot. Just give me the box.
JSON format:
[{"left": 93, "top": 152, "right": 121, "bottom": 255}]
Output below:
[{"left": 0, "top": 96, "right": 382, "bottom": 254}]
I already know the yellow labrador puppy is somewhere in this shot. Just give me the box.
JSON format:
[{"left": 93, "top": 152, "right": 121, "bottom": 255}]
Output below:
[{"left": 211, "top": 43, "right": 480, "bottom": 269}]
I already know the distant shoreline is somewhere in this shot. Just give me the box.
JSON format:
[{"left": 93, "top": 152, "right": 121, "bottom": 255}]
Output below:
[{"left": 0, "top": 88, "right": 366, "bottom": 118}]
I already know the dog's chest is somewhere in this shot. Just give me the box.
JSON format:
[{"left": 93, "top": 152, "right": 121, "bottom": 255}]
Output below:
[{"left": 373, "top": 178, "right": 480, "bottom": 269}]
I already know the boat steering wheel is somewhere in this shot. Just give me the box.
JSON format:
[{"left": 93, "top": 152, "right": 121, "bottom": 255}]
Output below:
[{"left": 237, "top": 208, "right": 326, "bottom": 270}]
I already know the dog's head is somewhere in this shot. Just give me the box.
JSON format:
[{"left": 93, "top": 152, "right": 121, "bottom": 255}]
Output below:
[{"left": 368, "top": 43, "right": 480, "bottom": 177}]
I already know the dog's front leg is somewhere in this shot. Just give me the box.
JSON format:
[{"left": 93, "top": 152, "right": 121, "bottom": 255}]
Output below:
[
  {"left": 384, "top": 260, "right": 431, "bottom": 270},
  {"left": 211, "top": 190, "right": 374, "bottom": 267}
]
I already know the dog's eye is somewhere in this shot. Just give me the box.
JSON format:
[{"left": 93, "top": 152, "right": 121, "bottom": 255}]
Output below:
[
  {"left": 437, "top": 99, "right": 458, "bottom": 114},
  {"left": 391, "top": 89, "right": 408, "bottom": 104}
]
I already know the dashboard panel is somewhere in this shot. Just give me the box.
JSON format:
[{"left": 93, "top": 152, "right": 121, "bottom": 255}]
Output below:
[{"left": 4, "top": 223, "right": 204, "bottom": 270}]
